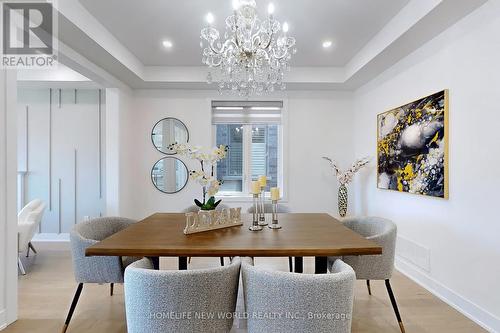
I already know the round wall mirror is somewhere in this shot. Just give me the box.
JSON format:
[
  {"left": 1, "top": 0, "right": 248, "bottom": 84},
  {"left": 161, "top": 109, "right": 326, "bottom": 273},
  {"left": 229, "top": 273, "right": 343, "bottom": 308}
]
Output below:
[
  {"left": 151, "top": 117, "right": 189, "bottom": 154},
  {"left": 151, "top": 157, "right": 189, "bottom": 194}
]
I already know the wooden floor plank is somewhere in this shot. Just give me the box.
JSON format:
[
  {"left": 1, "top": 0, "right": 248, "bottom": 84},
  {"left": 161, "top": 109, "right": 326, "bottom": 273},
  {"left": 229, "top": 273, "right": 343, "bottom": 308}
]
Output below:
[{"left": 5, "top": 251, "right": 486, "bottom": 333}]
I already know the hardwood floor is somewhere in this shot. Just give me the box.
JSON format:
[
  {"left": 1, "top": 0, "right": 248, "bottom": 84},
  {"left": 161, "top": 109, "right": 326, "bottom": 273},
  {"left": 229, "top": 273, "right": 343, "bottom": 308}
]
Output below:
[{"left": 5, "top": 251, "right": 485, "bottom": 333}]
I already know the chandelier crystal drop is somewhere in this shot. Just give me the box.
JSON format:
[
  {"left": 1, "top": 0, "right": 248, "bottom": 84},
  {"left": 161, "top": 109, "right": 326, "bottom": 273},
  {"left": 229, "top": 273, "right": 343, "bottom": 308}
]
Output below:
[{"left": 200, "top": 0, "right": 296, "bottom": 96}]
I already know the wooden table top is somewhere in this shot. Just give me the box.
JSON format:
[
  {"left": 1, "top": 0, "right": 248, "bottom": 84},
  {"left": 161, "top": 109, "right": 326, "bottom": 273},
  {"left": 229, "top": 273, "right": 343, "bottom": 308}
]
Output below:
[{"left": 86, "top": 213, "right": 382, "bottom": 257}]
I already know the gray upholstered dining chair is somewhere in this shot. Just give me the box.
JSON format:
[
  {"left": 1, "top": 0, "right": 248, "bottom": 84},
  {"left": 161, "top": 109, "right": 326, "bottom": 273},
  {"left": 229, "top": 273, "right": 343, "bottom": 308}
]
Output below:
[
  {"left": 328, "top": 216, "right": 405, "bottom": 333},
  {"left": 247, "top": 204, "right": 294, "bottom": 272},
  {"left": 62, "top": 217, "right": 137, "bottom": 333},
  {"left": 182, "top": 204, "right": 229, "bottom": 266},
  {"left": 242, "top": 259, "right": 355, "bottom": 333},
  {"left": 124, "top": 257, "right": 242, "bottom": 333}
]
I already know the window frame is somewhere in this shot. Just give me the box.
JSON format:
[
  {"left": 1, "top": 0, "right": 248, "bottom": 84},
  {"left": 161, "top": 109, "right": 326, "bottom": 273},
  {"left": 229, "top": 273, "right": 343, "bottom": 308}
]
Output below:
[{"left": 211, "top": 99, "right": 288, "bottom": 202}]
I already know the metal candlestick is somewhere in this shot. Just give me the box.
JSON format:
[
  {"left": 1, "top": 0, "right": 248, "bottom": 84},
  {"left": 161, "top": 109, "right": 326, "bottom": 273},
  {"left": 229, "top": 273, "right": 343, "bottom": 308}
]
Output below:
[
  {"left": 258, "top": 186, "right": 268, "bottom": 226},
  {"left": 268, "top": 200, "right": 282, "bottom": 229},
  {"left": 249, "top": 193, "right": 263, "bottom": 231}
]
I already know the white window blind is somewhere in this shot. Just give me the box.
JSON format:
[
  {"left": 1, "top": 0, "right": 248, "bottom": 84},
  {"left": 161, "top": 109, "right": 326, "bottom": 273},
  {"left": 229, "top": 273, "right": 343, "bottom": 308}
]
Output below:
[{"left": 212, "top": 101, "right": 283, "bottom": 124}]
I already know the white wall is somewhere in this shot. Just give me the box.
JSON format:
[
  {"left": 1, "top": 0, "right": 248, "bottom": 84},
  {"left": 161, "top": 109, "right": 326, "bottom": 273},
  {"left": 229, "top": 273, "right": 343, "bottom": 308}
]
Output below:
[
  {"left": 17, "top": 88, "right": 106, "bottom": 234},
  {"left": 119, "top": 90, "right": 354, "bottom": 219},
  {"left": 0, "top": 70, "right": 18, "bottom": 329},
  {"left": 105, "top": 87, "right": 135, "bottom": 216},
  {"left": 352, "top": 1, "right": 500, "bottom": 331}
]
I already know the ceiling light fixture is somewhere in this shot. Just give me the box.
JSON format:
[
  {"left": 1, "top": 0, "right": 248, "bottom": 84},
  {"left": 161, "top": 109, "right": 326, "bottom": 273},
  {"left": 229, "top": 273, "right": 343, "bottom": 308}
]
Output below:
[
  {"left": 201, "top": 0, "right": 296, "bottom": 96},
  {"left": 206, "top": 12, "right": 215, "bottom": 25},
  {"left": 322, "top": 40, "right": 332, "bottom": 48},
  {"left": 267, "top": 3, "right": 275, "bottom": 15},
  {"left": 162, "top": 40, "right": 173, "bottom": 49}
]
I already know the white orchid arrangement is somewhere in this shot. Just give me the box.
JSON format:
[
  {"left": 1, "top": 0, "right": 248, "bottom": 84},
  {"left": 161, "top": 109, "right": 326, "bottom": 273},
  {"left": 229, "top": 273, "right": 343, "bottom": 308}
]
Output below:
[
  {"left": 169, "top": 143, "right": 229, "bottom": 210},
  {"left": 322, "top": 156, "right": 371, "bottom": 185}
]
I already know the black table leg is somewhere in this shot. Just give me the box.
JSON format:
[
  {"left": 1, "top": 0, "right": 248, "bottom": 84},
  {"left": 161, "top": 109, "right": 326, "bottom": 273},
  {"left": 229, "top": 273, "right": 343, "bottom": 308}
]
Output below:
[
  {"left": 179, "top": 256, "right": 188, "bottom": 270},
  {"left": 148, "top": 257, "right": 160, "bottom": 270},
  {"left": 294, "top": 257, "right": 303, "bottom": 273},
  {"left": 315, "top": 256, "right": 327, "bottom": 274}
]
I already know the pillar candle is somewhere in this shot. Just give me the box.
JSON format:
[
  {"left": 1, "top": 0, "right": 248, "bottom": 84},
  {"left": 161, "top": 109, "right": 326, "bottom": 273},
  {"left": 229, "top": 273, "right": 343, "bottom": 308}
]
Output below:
[
  {"left": 251, "top": 181, "right": 261, "bottom": 195},
  {"left": 258, "top": 175, "right": 267, "bottom": 187},
  {"left": 270, "top": 187, "right": 280, "bottom": 201}
]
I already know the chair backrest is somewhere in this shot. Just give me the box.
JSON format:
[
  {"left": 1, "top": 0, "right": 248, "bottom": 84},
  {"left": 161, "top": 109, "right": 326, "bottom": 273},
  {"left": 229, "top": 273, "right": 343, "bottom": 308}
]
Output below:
[
  {"left": 342, "top": 216, "right": 397, "bottom": 280},
  {"left": 125, "top": 257, "right": 242, "bottom": 333},
  {"left": 17, "top": 200, "right": 46, "bottom": 252},
  {"left": 247, "top": 203, "right": 291, "bottom": 214},
  {"left": 73, "top": 216, "right": 135, "bottom": 241},
  {"left": 342, "top": 216, "right": 394, "bottom": 238},
  {"left": 18, "top": 199, "right": 45, "bottom": 224},
  {"left": 70, "top": 217, "right": 136, "bottom": 283},
  {"left": 242, "top": 260, "right": 355, "bottom": 333}
]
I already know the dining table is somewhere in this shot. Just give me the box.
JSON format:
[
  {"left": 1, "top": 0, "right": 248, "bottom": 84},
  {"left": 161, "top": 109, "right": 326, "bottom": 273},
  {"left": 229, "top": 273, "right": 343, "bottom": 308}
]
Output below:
[{"left": 85, "top": 213, "right": 382, "bottom": 274}]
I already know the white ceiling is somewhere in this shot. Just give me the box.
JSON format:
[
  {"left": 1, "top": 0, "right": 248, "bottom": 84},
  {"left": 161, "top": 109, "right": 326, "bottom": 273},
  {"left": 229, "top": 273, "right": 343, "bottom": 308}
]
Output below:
[
  {"left": 54, "top": 0, "right": 486, "bottom": 89},
  {"left": 78, "top": 0, "right": 410, "bottom": 67}
]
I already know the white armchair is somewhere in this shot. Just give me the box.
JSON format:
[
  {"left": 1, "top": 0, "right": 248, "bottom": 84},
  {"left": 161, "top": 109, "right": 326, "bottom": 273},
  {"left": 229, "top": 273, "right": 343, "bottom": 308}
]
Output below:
[{"left": 18, "top": 199, "right": 46, "bottom": 274}]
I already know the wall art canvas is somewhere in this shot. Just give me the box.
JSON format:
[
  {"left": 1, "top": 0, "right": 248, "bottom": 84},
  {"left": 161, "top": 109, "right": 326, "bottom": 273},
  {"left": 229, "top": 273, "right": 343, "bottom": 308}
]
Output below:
[{"left": 377, "top": 90, "right": 448, "bottom": 198}]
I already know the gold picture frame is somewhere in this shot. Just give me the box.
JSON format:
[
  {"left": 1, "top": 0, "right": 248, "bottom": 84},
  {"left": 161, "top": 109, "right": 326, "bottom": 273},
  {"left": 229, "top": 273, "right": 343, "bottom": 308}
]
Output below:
[{"left": 377, "top": 90, "right": 449, "bottom": 199}]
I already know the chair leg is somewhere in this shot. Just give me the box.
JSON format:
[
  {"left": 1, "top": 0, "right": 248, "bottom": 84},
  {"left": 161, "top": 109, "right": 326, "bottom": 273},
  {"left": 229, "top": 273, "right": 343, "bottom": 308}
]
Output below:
[
  {"left": 288, "top": 257, "right": 293, "bottom": 272},
  {"left": 61, "top": 283, "right": 84, "bottom": 333},
  {"left": 188, "top": 257, "right": 192, "bottom": 264},
  {"left": 29, "top": 242, "right": 37, "bottom": 254},
  {"left": 110, "top": 283, "right": 114, "bottom": 296},
  {"left": 18, "top": 256, "right": 26, "bottom": 275},
  {"left": 367, "top": 280, "right": 372, "bottom": 295},
  {"left": 26, "top": 242, "right": 37, "bottom": 257},
  {"left": 385, "top": 279, "right": 405, "bottom": 333},
  {"left": 220, "top": 257, "right": 224, "bottom": 266}
]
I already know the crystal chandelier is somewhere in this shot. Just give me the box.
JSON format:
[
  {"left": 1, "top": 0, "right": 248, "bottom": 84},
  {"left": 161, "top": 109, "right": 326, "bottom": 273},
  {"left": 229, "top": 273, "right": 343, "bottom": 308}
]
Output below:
[{"left": 201, "top": 0, "right": 296, "bottom": 96}]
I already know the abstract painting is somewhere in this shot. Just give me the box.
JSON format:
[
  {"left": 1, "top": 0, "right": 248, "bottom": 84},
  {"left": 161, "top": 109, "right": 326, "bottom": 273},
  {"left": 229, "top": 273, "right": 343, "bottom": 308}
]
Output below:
[{"left": 377, "top": 90, "right": 448, "bottom": 198}]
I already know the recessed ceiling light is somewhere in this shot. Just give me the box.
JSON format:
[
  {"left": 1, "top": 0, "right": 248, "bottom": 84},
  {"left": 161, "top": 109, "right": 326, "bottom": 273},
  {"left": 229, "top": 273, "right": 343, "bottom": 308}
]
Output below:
[
  {"left": 162, "top": 40, "right": 173, "bottom": 49},
  {"left": 282, "top": 22, "right": 289, "bottom": 33},
  {"left": 322, "top": 40, "right": 333, "bottom": 48},
  {"left": 206, "top": 12, "right": 215, "bottom": 24},
  {"left": 268, "top": 3, "right": 275, "bottom": 15}
]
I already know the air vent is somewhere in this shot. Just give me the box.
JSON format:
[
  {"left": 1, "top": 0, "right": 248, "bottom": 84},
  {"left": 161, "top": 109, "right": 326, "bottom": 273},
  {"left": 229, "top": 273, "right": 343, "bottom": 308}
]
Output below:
[{"left": 396, "top": 236, "right": 431, "bottom": 272}]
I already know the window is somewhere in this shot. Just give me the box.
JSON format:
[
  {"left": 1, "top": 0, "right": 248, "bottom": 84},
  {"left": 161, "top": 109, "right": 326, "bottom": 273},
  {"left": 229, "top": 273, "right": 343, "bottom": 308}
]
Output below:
[{"left": 213, "top": 101, "right": 283, "bottom": 197}]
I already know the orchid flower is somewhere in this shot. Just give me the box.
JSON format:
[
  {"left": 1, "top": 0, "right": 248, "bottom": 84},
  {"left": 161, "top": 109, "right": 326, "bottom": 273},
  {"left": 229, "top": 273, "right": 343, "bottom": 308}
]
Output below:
[{"left": 169, "top": 142, "right": 229, "bottom": 209}]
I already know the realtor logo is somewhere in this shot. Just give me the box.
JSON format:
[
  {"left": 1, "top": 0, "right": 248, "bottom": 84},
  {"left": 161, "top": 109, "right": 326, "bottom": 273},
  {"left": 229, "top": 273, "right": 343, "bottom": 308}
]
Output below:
[{"left": 1, "top": 2, "right": 57, "bottom": 68}]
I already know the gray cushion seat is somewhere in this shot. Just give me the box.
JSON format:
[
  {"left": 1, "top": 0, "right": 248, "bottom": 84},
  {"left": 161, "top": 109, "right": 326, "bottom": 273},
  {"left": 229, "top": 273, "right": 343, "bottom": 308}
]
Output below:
[
  {"left": 242, "top": 259, "right": 355, "bottom": 333},
  {"left": 124, "top": 257, "right": 242, "bottom": 333}
]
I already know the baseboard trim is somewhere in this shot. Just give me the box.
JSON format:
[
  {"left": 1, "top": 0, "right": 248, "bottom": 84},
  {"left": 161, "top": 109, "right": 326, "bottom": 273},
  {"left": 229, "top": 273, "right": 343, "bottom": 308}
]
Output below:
[
  {"left": 0, "top": 309, "right": 7, "bottom": 331},
  {"left": 31, "top": 233, "right": 70, "bottom": 251},
  {"left": 396, "top": 256, "right": 499, "bottom": 333}
]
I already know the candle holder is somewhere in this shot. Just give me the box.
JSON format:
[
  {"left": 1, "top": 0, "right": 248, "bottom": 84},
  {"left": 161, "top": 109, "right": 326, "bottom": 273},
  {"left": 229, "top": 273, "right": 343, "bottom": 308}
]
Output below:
[
  {"left": 258, "top": 186, "right": 268, "bottom": 226},
  {"left": 268, "top": 200, "right": 282, "bottom": 229},
  {"left": 249, "top": 193, "right": 263, "bottom": 231}
]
